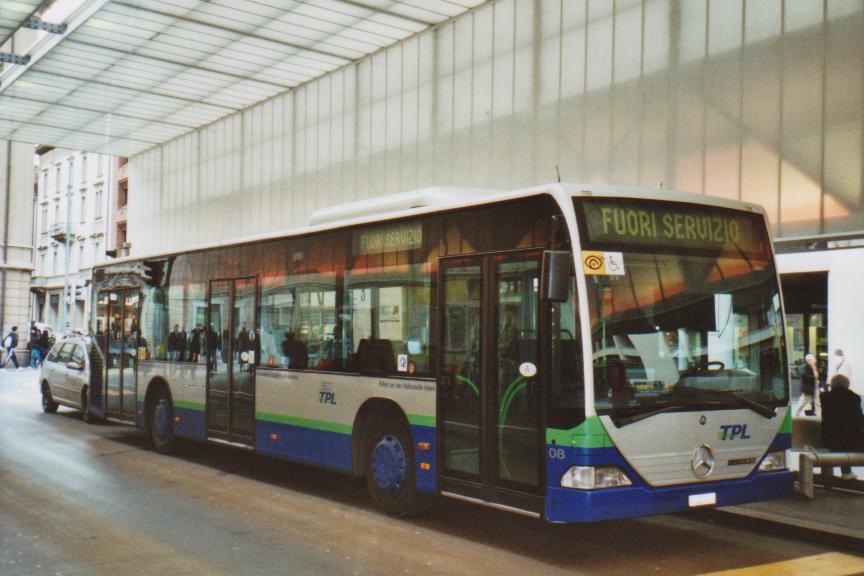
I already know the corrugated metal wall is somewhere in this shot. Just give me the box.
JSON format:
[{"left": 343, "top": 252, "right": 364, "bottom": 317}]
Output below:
[{"left": 129, "top": 0, "right": 864, "bottom": 256}]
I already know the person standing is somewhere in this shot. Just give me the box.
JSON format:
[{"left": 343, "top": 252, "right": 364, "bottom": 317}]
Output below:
[
  {"left": 29, "top": 322, "right": 42, "bottom": 368},
  {"left": 38, "top": 329, "right": 52, "bottom": 364},
  {"left": 2, "top": 326, "right": 21, "bottom": 370},
  {"left": 795, "top": 353, "right": 819, "bottom": 416},
  {"left": 820, "top": 374, "right": 864, "bottom": 481}
]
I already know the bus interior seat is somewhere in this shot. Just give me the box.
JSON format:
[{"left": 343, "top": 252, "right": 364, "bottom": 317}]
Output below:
[{"left": 354, "top": 338, "right": 396, "bottom": 375}]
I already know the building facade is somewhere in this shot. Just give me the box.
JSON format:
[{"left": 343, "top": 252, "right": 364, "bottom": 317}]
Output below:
[
  {"left": 32, "top": 147, "right": 114, "bottom": 333},
  {"left": 0, "top": 139, "right": 35, "bottom": 355}
]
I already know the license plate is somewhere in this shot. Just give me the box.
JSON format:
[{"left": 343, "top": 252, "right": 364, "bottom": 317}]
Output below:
[{"left": 688, "top": 492, "right": 717, "bottom": 507}]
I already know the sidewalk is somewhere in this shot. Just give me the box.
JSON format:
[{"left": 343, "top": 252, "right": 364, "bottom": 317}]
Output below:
[{"left": 716, "top": 413, "right": 864, "bottom": 548}]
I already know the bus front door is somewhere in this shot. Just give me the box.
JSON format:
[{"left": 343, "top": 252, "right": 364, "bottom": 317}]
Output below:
[
  {"left": 102, "top": 289, "right": 140, "bottom": 422},
  {"left": 438, "top": 251, "right": 544, "bottom": 513},
  {"left": 206, "top": 277, "right": 257, "bottom": 445}
]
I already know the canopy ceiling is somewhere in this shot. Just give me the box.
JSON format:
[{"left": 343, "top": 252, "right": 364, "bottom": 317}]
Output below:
[{"left": 0, "top": 0, "right": 483, "bottom": 157}]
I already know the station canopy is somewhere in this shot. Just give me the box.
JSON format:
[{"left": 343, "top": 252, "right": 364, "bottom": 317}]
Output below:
[{"left": 0, "top": 0, "right": 483, "bottom": 157}]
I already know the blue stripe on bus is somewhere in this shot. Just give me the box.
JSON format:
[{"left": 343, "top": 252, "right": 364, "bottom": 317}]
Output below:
[
  {"left": 544, "top": 432, "right": 794, "bottom": 522},
  {"left": 546, "top": 470, "right": 793, "bottom": 522},
  {"left": 410, "top": 424, "right": 437, "bottom": 494},
  {"left": 256, "top": 419, "right": 354, "bottom": 472},
  {"left": 173, "top": 406, "right": 206, "bottom": 440}
]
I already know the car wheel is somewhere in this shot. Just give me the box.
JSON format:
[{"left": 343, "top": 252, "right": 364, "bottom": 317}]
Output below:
[
  {"left": 41, "top": 382, "right": 58, "bottom": 414},
  {"left": 148, "top": 387, "right": 175, "bottom": 454},
  {"left": 81, "top": 388, "right": 96, "bottom": 424},
  {"left": 364, "top": 416, "right": 427, "bottom": 517}
]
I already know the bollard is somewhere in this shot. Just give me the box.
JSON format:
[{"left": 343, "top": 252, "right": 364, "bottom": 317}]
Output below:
[
  {"left": 800, "top": 453, "right": 815, "bottom": 499},
  {"left": 798, "top": 452, "right": 864, "bottom": 499}
]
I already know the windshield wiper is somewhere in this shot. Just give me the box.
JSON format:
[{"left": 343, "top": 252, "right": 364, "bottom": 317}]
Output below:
[
  {"left": 611, "top": 401, "right": 721, "bottom": 427},
  {"left": 673, "top": 386, "right": 776, "bottom": 419}
]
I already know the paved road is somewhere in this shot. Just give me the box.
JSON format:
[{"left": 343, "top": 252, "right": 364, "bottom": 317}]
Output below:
[{"left": 1, "top": 369, "right": 861, "bottom": 576}]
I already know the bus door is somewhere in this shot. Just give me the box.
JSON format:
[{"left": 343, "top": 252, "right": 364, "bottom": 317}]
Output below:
[
  {"left": 438, "top": 250, "right": 544, "bottom": 512},
  {"left": 206, "top": 277, "right": 257, "bottom": 445},
  {"left": 102, "top": 289, "right": 140, "bottom": 421}
]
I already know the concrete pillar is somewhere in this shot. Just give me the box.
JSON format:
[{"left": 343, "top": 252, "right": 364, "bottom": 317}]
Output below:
[{"left": 0, "top": 140, "right": 35, "bottom": 352}]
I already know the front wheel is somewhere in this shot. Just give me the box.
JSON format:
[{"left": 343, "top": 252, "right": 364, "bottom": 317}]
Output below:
[
  {"left": 41, "top": 382, "right": 58, "bottom": 414},
  {"left": 364, "top": 416, "right": 427, "bottom": 517},
  {"left": 148, "top": 387, "right": 175, "bottom": 454}
]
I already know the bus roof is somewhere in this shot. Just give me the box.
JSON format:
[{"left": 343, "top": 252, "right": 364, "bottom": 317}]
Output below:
[{"left": 96, "top": 183, "right": 767, "bottom": 268}]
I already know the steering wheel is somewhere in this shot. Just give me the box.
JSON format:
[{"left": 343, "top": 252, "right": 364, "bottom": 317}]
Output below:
[{"left": 703, "top": 360, "right": 725, "bottom": 370}]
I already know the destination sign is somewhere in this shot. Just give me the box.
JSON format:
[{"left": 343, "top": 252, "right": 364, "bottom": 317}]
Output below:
[
  {"left": 579, "top": 200, "right": 767, "bottom": 255},
  {"left": 353, "top": 223, "right": 423, "bottom": 255}
]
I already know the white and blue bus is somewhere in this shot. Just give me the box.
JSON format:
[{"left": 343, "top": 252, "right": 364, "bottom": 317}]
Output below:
[{"left": 80, "top": 184, "right": 792, "bottom": 522}]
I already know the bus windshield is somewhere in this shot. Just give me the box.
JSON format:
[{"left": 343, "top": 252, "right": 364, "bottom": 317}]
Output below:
[{"left": 575, "top": 198, "right": 788, "bottom": 425}]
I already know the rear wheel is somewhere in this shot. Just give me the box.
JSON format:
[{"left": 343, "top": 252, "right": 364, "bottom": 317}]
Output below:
[
  {"left": 41, "top": 382, "right": 58, "bottom": 414},
  {"left": 364, "top": 416, "right": 427, "bottom": 517},
  {"left": 148, "top": 387, "right": 175, "bottom": 454},
  {"left": 81, "top": 388, "right": 96, "bottom": 424}
]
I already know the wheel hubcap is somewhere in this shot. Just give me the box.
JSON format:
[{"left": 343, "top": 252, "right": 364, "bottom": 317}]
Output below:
[
  {"left": 153, "top": 399, "right": 169, "bottom": 442},
  {"left": 371, "top": 434, "right": 407, "bottom": 495}
]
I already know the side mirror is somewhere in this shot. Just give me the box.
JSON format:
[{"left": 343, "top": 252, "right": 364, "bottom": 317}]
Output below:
[
  {"left": 541, "top": 250, "right": 570, "bottom": 302},
  {"left": 67, "top": 360, "right": 83, "bottom": 371}
]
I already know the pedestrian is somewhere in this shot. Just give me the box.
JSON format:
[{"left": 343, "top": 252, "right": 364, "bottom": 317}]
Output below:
[
  {"left": 29, "top": 322, "right": 42, "bottom": 368},
  {"left": 794, "top": 353, "right": 819, "bottom": 417},
  {"left": 38, "top": 329, "right": 51, "bottom": 363},
  {"left": 820, "top": 374, "right": 864, "bottom": 481},
  {"left": 2, "top": 326, "right": 21, "bottom": 370}
]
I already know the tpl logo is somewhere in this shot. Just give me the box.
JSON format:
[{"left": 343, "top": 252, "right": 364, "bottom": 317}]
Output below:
[
  {"left": 319, "top": 391, "right": 337, "bottom": 405},
  {"left": 719, "top": 424, "right": 751, "bottom": 441}
]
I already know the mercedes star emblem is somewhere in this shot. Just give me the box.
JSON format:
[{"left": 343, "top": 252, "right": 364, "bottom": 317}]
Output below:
[
  {"left": 691, "top": 444, "right": 716, "bottom": 479},
  {"left": 699, "top": 415, "right": 707, "bottom": 426}
]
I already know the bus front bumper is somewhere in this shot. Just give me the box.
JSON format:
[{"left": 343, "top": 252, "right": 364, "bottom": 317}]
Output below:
[{"left": 544, "top": 470, "right": 794, "bottom": 523}]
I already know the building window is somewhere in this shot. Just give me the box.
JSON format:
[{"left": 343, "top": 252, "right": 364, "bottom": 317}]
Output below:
[
  {"left": 94, "top": 185, "right": 103, "bottom": 219},
  {"left": 52, "top": 249, "right": 58, "bottom": 276},
  {"left": 39, "top": 252, "right": 45, "bottom": 274},
  {"left": 53, "top": 199, "right": 60, "bottom": 225},
  {"left": 81, "top": 153, "right": 87, "bottom": 183},
  {"left": 40, "top": 206, "right": 48, "bottom": 238},
  {"left": 80, "top": 191, "right": 86, "bottom": 223},
  {"left": 96, "top": 154, "right": 103, "bottom": 177},
  {"left": 55, "top": 165, "right": 61, "bottom": 194},
  {"left": 79, "top": 243, "right": 86, "bottom": 268},
  {"left": 93, "top": 240, "right": 101, "bottom": 263},
  {"left": 41, "top": 171, "right": 48, "bottom": 199}
]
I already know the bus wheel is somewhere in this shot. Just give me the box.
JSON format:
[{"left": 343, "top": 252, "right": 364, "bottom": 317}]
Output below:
[
  {"left": 41, "top": 382, "right": 58, "bottom": 414},
  {"left": 148, "top": 388, "right": 175, "bottom": 454},
  {"left": 81, "top": 388, "right": 96, "bottom": 424},
  {"left": 364, "top": 416, "right": 426, "bottom": 517}
]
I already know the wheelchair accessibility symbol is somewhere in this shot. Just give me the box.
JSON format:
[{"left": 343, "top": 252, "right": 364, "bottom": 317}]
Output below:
[{"left": 582, "top": 251, "right": 625, "bottom": 276}]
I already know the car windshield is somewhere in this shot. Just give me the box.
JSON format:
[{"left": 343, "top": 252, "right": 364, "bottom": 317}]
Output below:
[{"left": 575, "top": 198, "right": 788, "bottom": 424}]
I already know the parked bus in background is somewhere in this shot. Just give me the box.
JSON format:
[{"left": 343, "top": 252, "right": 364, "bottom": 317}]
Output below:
[{"left": 66, "top": 184, "right": 792, "bottom": 522}]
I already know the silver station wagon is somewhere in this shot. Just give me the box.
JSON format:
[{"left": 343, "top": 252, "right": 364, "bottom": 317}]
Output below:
[{"left": 40, "top": 335, "right": 98, "bottom": 423}]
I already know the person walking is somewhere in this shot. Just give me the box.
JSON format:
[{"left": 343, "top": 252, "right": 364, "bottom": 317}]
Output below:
[
  {"left": 794, "top": 353, "right": 819, "bottom": 417},
  {"left": 29, "top": 322, "right": 42, "bottom": 368},
  {"left": 820, "top": 374, "right": 864, "bottom": 481},
  {"left": 2, "top": 326, "right": 21, "bottom": 370},
  {"left": 38, "top": 329, "right": 52, "bottom": 363}
]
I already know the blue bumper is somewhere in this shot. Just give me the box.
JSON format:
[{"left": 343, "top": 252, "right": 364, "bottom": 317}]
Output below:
[{"left": 545, "top": 470, "right": 794, "bottom": 523}]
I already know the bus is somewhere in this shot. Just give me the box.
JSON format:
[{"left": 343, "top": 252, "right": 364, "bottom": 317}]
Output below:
[{"left": 78, "top": 183, "right": 793, "bottom": 522}]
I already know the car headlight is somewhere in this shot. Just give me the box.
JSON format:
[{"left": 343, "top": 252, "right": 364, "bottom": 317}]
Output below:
[
  {"left": 758, "top": 450, "right": 786, "bottom": 472},
  {"left": 561, "top": 465, "right": 632, "bottom": 489}
]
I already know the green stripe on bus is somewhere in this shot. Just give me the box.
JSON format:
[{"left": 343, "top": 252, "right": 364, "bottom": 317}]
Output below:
[
  {"left": 546, "top": 416, "right": 613, "bottom": 449},
  {"left": 256, "top": 412, "right": 352, "bottom": 435},
  {"left": 175, "top": 400, "right": 205, "bottom": 411},
  {"left": 779, "top": 406, "right": 792, "bottom": 434},
  {"left": 407, "top": 414, "right": 435, "bottom": 427}
]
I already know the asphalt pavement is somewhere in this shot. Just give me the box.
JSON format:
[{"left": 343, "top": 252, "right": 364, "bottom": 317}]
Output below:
[{"left": 2, "top": 367, "right": 863, "bottom": 575}]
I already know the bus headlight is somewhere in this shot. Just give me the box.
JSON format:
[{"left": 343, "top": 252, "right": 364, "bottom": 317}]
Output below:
[
  {"left": 560, "top": 465, "right": 632, "bottom": 489},
  {"left": 758, "top": 451, "right": 786, "bottom": 472}
]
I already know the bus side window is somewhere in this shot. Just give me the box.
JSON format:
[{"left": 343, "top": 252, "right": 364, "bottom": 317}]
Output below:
[{"left": 548, "top": 278, "right": 586, "bottom": 430}]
